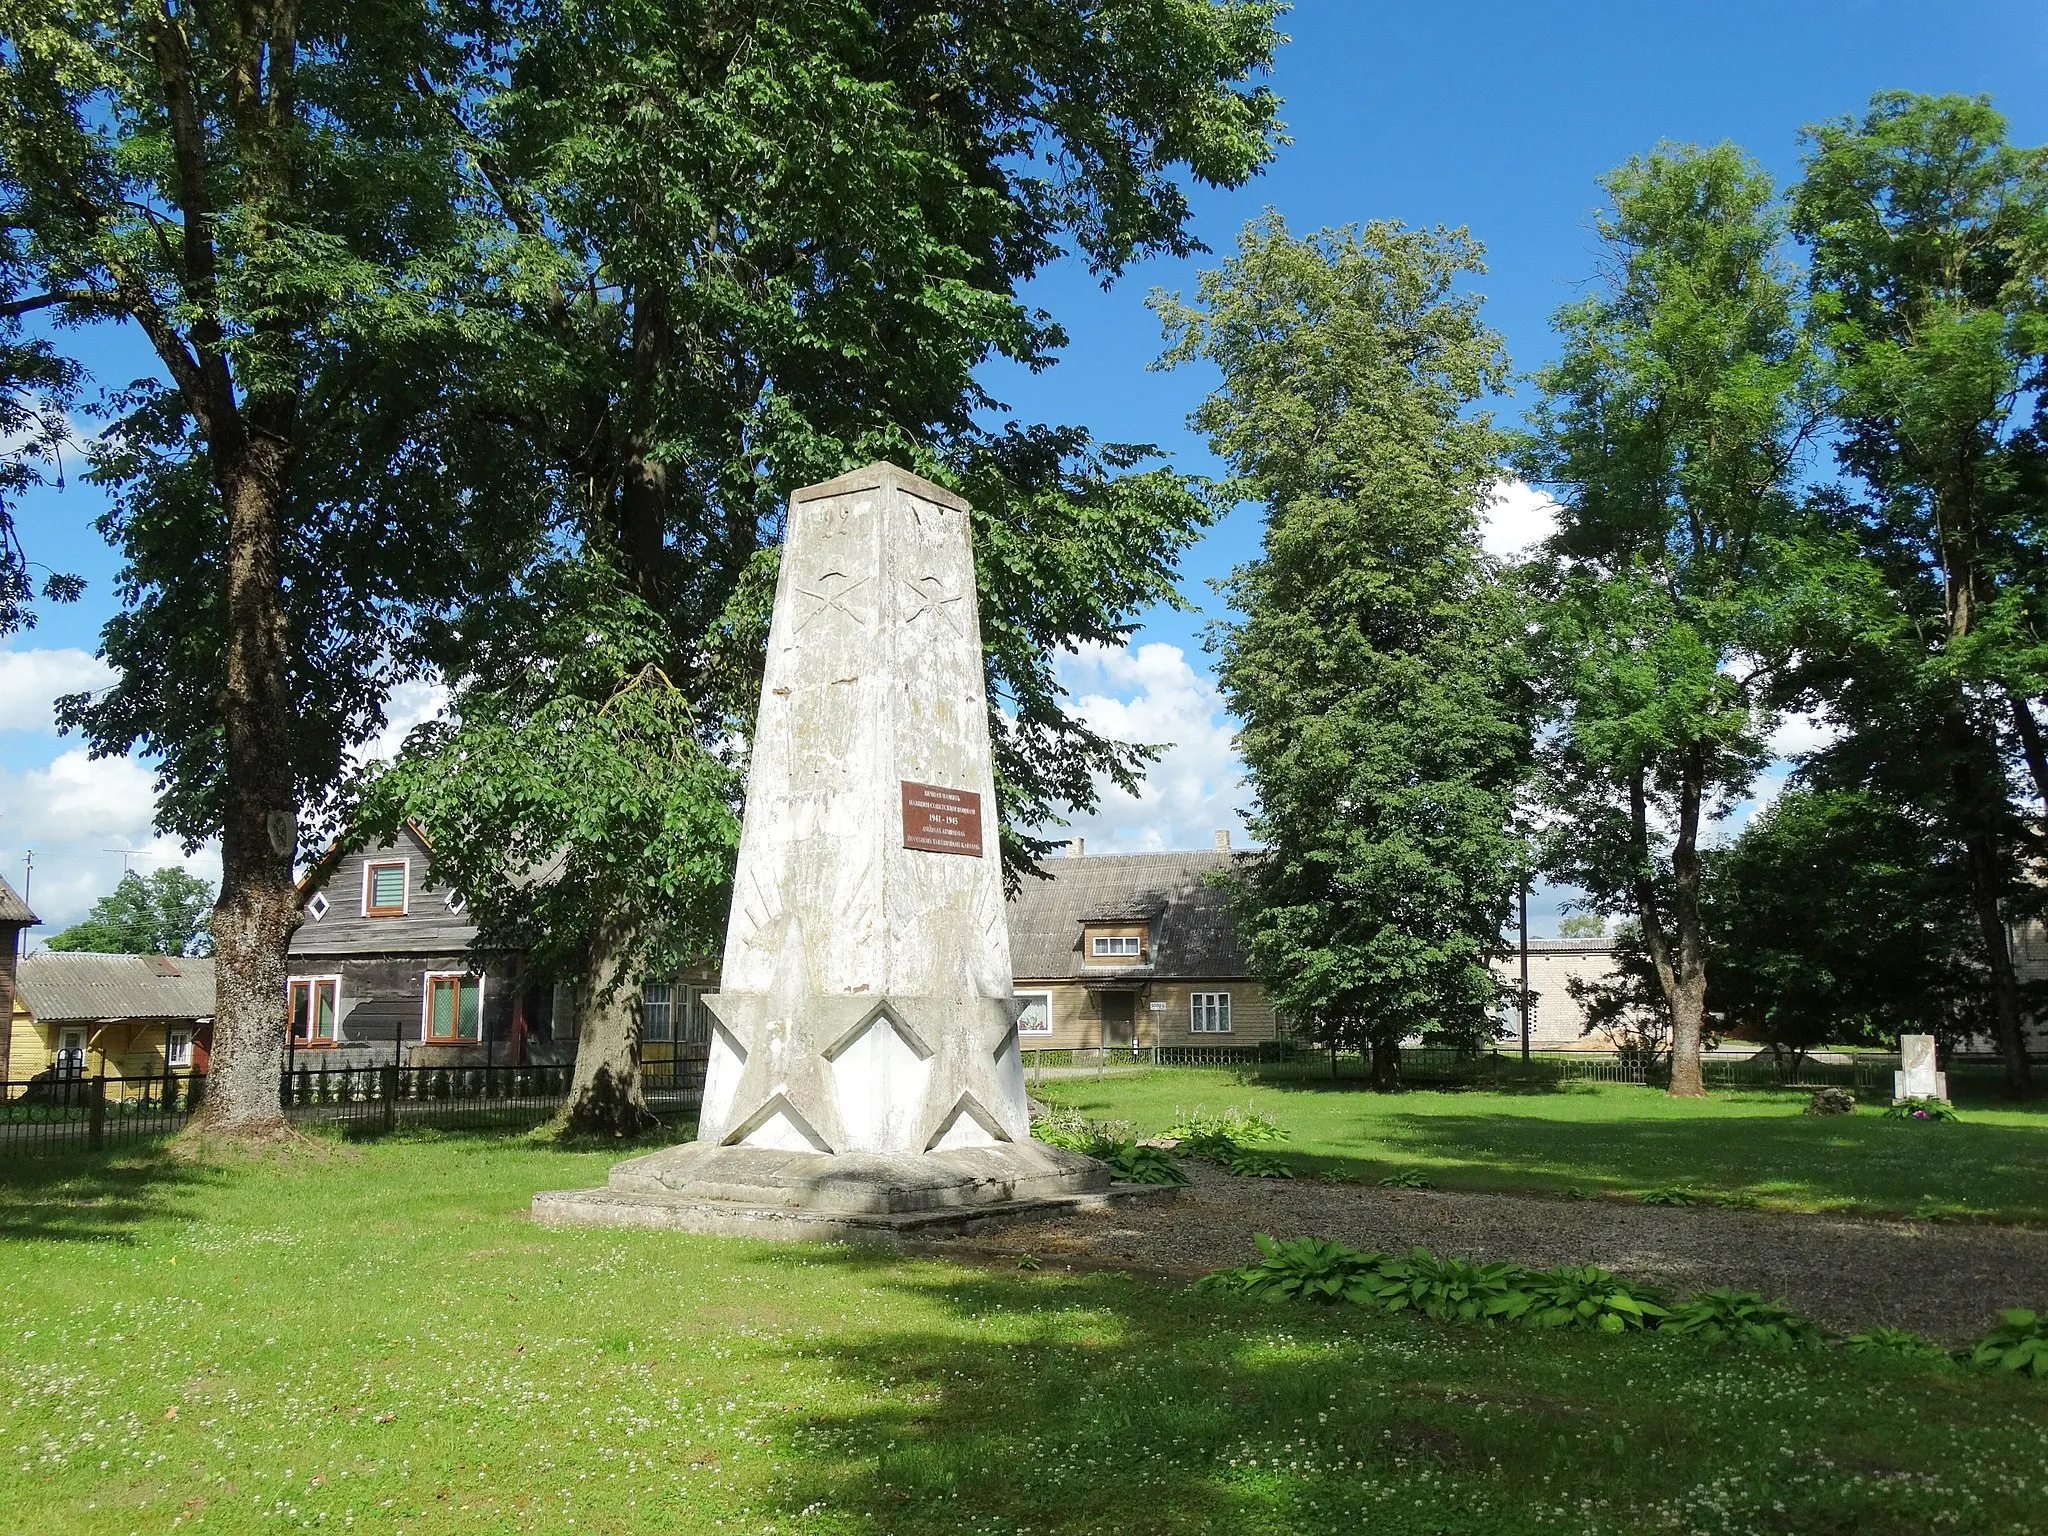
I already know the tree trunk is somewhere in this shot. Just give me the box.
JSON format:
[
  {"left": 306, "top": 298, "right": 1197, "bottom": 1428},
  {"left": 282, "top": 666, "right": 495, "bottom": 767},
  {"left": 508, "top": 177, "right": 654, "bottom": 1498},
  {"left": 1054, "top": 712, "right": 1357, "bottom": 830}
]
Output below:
[
  {"left": 184, "top": 450, "right": 300, "bottom": 1142},
  {"left": 1627, "top": 763, "right": 1708, "bottom": 1098},
  {"left": 554, "top": 922, "right": 660, "bottom": 1138},
  {"left": 1367, "top": 1032, "right": 1401, "bottom": 1092},
  {"left": 1949, "top": 721, "right": 2035, "bottom": 1096},
  {"left": 2010, "top": 690, "right": 2048, "bottom": 819}
]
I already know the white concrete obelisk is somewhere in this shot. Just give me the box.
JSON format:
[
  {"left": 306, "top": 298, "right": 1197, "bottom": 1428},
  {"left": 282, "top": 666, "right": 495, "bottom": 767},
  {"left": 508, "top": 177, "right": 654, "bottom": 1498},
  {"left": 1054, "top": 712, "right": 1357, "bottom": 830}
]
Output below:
[
  {"left": 534, "top": 463, "right": 1105, "bottom": 1236},
  {"left": 696, "top": 462, "right": 1026, "bottom": 1155}
]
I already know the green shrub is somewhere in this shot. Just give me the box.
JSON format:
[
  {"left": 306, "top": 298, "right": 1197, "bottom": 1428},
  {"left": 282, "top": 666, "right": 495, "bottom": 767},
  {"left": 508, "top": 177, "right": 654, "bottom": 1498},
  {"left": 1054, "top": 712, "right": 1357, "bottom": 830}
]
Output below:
[
  {"left": 1662, "top": 1289, "right": 1823, "bottom": 1350},
  {"left": 1032, "top": 1106, "right": 1136, "bottom": 1156},
  {"left": 1194, "top": 1235, "right": 1385, "bottom": 1305},
  {"left": 1963, "top": 1309, "right": 2048, "bottom": 1379},
  {"left": 1355, "top": 1248, "right": 1533, "bottom": 1324},
  {"left": 1640, "top": 1187, "right": 1698, "bottom": 1207},
  {"left": 1097, "top": 1141, "right": 1189, "bottom": 1186},
  {"left": 1885, "top": 1097, "right": 1959, "bottom": 1123},
  {"left": 1521, "top": 1264, "right": 1670, "bottom": 1333},
  {"left": 1378, "top": 1168, "right": 1433, "bottom": 1189},
  {"left": 1164, "top": 1105, "right": 1286, "bottom": 1147},
  {"left": 1714, "top": 1192, "right": 1762, "bottom": 1210},
  {"left": 1844, "top": 1326, "right": 1949, "bottom": 1363}
]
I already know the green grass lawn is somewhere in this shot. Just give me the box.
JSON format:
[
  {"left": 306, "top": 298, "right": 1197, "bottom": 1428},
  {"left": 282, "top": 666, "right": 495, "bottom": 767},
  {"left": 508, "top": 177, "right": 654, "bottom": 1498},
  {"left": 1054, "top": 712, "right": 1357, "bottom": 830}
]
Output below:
[
  {"left": 1030, "top": 1069, "right": 2048, "bottom": 1223},
  {"left": 3, "top": 1133, "right": 2046, "bottom": 1535}
]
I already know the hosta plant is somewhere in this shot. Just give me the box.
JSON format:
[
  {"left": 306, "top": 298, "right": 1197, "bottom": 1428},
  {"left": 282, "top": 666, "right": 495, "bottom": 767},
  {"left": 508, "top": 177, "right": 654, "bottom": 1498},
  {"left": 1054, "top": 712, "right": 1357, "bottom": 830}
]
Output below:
[
  {"left": 1165, "top": 1106, "right": 1286, "bottom": 1147},
  {"left": 1217, "top": 1145, "right": 1293, "bottom": 1178},
  {"left": 1641, "top": 1187, "right": 1698, "bottom": 1207},
  {"left": 1522, "top": 1264, "right": 1670, "bottom": 1333},
  {"left": 1844, "top": 1326, "right": 1949, "bottom": 1364},
  {"left": 1963, "top": 1309, "right": 2048, "bottom": 1379},
  {"left": 1662, "top": 1289, "right": 1823, "bottom": 1350},
  {"left": 1097, "top": 1141, "right": 1189, "bottom": 1186},
  {"left": 1379, "top": 1168, "right": 1433, "bottom": 1189},
  {"left": 1358, "top": 1248, "right": 1534, "bottom": 1324},
  {"left": 1885, "top": 1097, "right": 1959, "bottom": 1123},
  {"left": 1194, "top": 1235, "right": 1385, "bottom": 1305}
]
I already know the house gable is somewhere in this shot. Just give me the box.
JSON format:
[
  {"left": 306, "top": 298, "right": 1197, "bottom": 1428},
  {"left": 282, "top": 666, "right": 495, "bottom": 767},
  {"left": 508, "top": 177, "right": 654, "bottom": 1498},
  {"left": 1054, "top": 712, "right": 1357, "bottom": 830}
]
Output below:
[{"left": 291, "top": 825, "right": 480, "bottom": 958}]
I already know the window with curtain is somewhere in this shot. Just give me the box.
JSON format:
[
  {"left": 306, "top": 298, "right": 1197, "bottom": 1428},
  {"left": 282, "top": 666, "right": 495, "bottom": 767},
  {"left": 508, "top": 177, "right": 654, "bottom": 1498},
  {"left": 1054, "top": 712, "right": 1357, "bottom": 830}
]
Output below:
[{"left": 424, "top": 973, "right": 482, "bottom": 1043}]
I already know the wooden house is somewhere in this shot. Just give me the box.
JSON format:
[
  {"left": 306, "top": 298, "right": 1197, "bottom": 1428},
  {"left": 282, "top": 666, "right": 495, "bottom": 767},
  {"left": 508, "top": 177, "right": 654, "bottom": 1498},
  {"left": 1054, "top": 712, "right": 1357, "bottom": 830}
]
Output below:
[
  {"left": 8, "top": 951, "right": 215, "bottom": 1089},
  {"left": 1005, "top": 839, "right": 1281, "bottom": 1051},
  {"left": 0, "top": 873, "right": 34, "bottom": 1083}
]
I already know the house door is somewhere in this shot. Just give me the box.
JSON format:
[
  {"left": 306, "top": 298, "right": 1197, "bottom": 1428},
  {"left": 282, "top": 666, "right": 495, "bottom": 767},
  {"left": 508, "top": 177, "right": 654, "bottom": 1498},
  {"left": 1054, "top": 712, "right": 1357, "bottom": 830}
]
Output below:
[{"left": 1100, "top": 993, "right": 1135, "bottom": 1050}]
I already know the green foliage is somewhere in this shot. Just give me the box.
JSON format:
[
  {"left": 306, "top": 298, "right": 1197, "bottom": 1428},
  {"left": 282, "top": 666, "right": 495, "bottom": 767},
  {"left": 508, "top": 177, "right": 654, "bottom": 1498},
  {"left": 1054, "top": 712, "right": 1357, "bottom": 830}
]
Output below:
[
  {"left": 1662, "top": 1289, "right": 1824, "bottom": 1350},
  {"left": 1522, "top": 142, "right": 1822, "bottom": 1096},
  {"left": 1521, "top": 1264, "right": 1671, "bottom": 1333},
  {"left": 1157, "top": 213, "right": 1528, "bottom": 1084},
  {"left": 1378, "top": 1168, "right": 1434, "bottom": 1189},
  {"left": 1886, "top": 1098, "right": 1961, "bottom": 1123},
  {"left": 1095, "top": 1142, "right": 1190, "bottom": 1187},
  {"left": 45, "top": 869, "right": 215, "bottom": 957},
  {"left": 1963, "top": 1310, "right": 2048, "bottom": 1379},
  {"left": 1354, "top": 1248, "right": 1534, "bottom": 1324},
  {"left": 1557, "top": 914, "right": 1607, "bottom": 939},
  {"left": 1214, "top": 1145, "right": 1293, "bottom": 1178},
  {"left": 1715, "top": 1191, "right": 1764, "bottom": 1210},
  {"left": 1641, "top": 1187, "right": 1699, "bottom": 1207},
  {"left": 1845, "top": 1327, "right": 1950, "bottom": 1364},
  {"left": 1194, "top": 1235, "right": 1390, "bottom": 1306},
  {"left": 1163, "top": 1105, "right": 1286, "bottom": 1146}
]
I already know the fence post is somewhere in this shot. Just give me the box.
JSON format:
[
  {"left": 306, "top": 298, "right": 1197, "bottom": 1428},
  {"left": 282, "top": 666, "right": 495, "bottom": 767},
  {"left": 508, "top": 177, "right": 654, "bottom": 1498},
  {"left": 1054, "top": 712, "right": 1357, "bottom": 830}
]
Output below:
[
  {"left": 88, "top": 1073, "right": 107, "bottom": 1151},
  {"left": 381, "top": 1063, "right": 399, "bottom": 1133}
]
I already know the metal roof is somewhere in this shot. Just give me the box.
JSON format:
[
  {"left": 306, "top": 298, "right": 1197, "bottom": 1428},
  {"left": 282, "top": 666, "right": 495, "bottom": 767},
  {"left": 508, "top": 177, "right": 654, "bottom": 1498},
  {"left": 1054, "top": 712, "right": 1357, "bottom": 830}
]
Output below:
[
  {"left": 0, "top": 874, "right": 36, "bottom": 927},
  {"left": 1007, "top": 850, "right": 1247, "bottom": 980},
  {"left": 15, "top": 952, "right": 216, "bottom": 1022}
]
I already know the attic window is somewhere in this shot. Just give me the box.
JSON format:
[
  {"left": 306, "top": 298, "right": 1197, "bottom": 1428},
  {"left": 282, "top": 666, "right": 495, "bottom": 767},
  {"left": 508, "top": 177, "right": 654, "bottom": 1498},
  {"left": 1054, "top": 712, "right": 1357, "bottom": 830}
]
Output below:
[
  {"left": 1091, "top": 935, "right": 1141, "bottom": 958},
  {"left": 364, "top": 860, "right": 408, "bottom": 917},
  {"left": 306, "top": 892, "right": 329, "bottom": 921},
  {"left": 445, "top": 891, "right": 466, "bottom": 915}
]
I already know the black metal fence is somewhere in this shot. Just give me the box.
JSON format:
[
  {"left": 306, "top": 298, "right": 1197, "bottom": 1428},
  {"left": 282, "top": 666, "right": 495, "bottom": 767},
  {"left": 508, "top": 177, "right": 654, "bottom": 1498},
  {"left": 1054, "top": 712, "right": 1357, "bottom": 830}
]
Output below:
[{"left": 0, "top": 1060, "right": 706, "bottom": 1160}]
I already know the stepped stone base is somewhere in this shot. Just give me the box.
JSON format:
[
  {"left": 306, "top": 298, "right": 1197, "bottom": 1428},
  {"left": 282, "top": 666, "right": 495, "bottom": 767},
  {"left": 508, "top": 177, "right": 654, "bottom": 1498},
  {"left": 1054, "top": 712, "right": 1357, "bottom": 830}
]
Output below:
[{"left": 531, "top": 1139, "right": 1139, "bottom": 1241}]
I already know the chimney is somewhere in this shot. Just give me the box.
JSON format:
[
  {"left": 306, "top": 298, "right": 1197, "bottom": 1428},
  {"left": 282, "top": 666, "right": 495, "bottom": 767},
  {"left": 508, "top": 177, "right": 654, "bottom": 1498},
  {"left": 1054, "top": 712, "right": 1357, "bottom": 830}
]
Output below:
[
  {"left": 1068, "top": 838, "right": 1085, "bottom": 858},
  {"left": 1213, "top": 829, "right": 1232, "bottom": 851}
]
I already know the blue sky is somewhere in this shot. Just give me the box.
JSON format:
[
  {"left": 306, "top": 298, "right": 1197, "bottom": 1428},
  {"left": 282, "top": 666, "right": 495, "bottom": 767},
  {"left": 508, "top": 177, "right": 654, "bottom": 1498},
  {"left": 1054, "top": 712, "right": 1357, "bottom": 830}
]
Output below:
[{"left": 4, "top": 0, "right": 2044, "bottom": 933}]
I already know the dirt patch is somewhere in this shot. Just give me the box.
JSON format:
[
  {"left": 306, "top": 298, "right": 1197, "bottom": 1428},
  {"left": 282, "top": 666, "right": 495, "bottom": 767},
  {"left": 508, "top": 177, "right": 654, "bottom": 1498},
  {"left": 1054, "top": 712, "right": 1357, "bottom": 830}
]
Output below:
[{"left": 936, "top": 1162, "right": 2048, "bottom": 1343}]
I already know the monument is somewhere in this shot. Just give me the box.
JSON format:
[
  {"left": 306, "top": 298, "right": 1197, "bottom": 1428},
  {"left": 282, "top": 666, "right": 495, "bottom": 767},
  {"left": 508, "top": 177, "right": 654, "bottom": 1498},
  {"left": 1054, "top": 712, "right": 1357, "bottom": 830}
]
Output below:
[
  {"left": 534, "top": 463, "right": 1111, "bottom": 1238},
  {"left": 1894, "top": 1033, "right": 1949, "bottom": 1103}
]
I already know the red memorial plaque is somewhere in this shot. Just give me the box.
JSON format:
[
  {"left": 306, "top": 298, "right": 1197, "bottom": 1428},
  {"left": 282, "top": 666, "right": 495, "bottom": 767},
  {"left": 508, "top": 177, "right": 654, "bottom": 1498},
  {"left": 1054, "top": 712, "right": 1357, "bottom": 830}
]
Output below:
[{"left": 901, "top": 780, "right": 984, "bottom": 857}]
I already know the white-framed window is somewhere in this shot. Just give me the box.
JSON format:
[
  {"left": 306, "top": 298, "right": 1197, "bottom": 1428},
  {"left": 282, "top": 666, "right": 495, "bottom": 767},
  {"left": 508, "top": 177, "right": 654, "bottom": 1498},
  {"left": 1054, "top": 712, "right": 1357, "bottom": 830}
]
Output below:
[
  {"left": 444, "top": 890, "right": 466, "bottom": 915},
  {"left": 363, "top": 858, "right": 409, "bottom": 917},
  {"left": 1190, "top": 992, "right": 1233, "bottom": 1034},
  {"left": 1015, "top": 990, "right": 1053, "bottom": 1036},
  {"left": 166, "top": 1029, "right": 194, "bottom": 1068},
  {"left": 56, "top": 1028, "right": 87, "bottom": 1077},
  {"left": 641, "top": 982, "right": 674, "bottom": 1043},
  {"left": 422, "top": 972, "right": 483, "bottom": 1044},
  {"left": 305, "top": 892, "right": 329, "bottom": 921},
  {"left": 287, "top": 976, "right": 341, "bottom": 1046},
  {"left": 1091, "top": 935, "right": 1142, "bottom": 957},
  {"left": 682, "top": 987, "right": 715, "bottom": 1044}
]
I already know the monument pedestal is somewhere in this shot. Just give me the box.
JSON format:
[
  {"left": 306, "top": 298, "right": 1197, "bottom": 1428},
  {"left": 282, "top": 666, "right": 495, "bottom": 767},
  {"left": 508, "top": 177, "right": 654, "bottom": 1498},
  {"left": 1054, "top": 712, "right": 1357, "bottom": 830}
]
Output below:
[
  {"left": 530, "top": 463, "right": 1116, "bottom": 1239},
  {"left": 532, "top": 1139, "right": 1131, "bottom": 1241}
]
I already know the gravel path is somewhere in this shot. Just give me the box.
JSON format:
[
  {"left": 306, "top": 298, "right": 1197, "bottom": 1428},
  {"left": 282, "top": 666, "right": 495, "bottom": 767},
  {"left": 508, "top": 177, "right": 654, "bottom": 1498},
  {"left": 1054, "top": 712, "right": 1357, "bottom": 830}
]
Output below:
[{"left": 944, "top": 1162, "right": 2048, "bottom": 1342}]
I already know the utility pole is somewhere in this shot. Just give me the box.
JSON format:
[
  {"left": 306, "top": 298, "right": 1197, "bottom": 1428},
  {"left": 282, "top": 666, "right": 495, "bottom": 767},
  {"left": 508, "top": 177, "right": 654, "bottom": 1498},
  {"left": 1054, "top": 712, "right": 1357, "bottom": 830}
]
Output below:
[
  {"left": 1519, "top": 874, "right": 1531, "bottom": 1062},
  {"left": 21, "top": 849, "right": 32, "bottom": 904}
]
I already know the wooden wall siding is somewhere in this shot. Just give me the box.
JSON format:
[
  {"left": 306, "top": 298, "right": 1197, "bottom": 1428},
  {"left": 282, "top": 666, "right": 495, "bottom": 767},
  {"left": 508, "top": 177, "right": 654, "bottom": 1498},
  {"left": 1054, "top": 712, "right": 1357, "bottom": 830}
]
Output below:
[
  {"left": 1078, "top": 922, "right": 1153, "bottom": 967},
  {"left": 1013, "top": 979, "right": 1279, "bottom": 1050},
  {"left": 6, "top": 1008, "right": 185, "bottom": 1082},
  {"left": 284, "top": 954, "right": 543, "bottom": 1065},
  {"left": 292, "top": 832, "right": 481, "bottom": 958}
]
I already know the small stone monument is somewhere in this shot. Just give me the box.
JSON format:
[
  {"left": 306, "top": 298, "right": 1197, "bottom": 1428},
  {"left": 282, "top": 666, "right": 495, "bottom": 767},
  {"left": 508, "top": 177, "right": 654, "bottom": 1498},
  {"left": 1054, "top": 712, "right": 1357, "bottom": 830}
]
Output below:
[
  {"left": 1893, "top": 1034, "right": 1948, "bottom": 1103},
  {"left": 534, "top": 463, "right": 1109, "bottom": 1238}
]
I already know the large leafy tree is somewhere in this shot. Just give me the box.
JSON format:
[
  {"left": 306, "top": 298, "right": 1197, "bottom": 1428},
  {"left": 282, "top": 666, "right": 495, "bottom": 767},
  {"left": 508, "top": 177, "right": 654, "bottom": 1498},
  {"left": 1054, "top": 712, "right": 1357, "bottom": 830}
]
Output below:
[
  {"left": 0, "top": 1, "right": 534, "bottom": 1138},
  {"left": 1705, "top": 786, "right": 1988, "bottom": 1064},
  {"left": 1521, "top": 144, "right": 1821, "bottom": 1098},
  {"left": 46, "top": 867, "right": 215, "bottom": 957},
  {"left": 1790, "top": 91, "right": 2048, "bottom": 1094},
  {"left": 1158, "top": 213, "right": 1528, "bottom": 1091},
  {"left": 371, "top": 0, "right": 1287, "bottom": 1133}
]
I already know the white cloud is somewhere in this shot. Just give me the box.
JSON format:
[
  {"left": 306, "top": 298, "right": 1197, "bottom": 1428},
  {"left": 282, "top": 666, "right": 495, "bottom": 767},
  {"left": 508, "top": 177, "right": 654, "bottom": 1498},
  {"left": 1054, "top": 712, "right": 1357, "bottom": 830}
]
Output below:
[
  {"left": 0, "top": 647, "right": 116, "bottom": 734},
  {"left": 1037, "top": 641, "right": 1249, "bottom": 855},
  {"left": 0, "top": 746, "right": 220, "bottom": 940},
  {"left": 351, "top": 676, "right": 451, "bottom": 768},
  {"left": 1479, "top": 479, "right": 1562, "bottom": 558},
  {"left": 1767, "top": 706, "right": 1842, "bottom": 761}
]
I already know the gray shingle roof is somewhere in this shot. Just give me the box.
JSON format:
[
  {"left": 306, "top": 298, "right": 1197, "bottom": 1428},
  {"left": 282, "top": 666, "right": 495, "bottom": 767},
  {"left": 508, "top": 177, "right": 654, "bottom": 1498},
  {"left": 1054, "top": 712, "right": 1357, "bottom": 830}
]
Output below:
[
  {"left": 1007, "top": 851, "right": 1247, "bottom": 979},
  {"left": 0, "top": 875, "right": 36, "bottom": 927},
  {"left": 15, "top": 953, "right": 216, "bottom": 1022}
]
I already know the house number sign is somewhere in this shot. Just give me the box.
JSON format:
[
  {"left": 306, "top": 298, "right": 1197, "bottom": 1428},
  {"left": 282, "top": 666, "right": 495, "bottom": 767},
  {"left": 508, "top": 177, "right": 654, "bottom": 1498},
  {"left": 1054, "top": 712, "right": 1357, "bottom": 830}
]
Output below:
[{"left": 901, "top": 781, "right": 983, "bottom": 857}]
